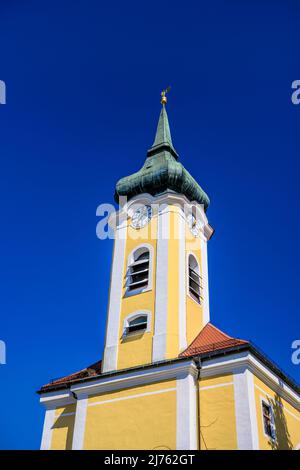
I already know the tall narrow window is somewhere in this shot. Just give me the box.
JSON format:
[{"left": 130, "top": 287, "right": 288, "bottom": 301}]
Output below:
[
  {"left": 128, "top": 248, "right": 150, "bottom": 291},
  {"left": 262, "top": 401, "right": 276, "bottom": 440},
  {"left": 188, "top": 255, "right": 202, "bottom": 303}
]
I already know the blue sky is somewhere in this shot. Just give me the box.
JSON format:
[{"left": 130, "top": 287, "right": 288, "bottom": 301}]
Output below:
[{"left": 0, "top": 1, "right": 299, "bottom": 449}]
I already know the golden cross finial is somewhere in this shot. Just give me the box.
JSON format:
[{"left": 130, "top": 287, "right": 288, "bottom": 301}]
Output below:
[{"left": 161, "top": 86, "right": 171, "bottom": 105}]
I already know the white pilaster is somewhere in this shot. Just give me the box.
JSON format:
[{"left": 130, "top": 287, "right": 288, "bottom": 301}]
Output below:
[
  {"left": 40, "top": 407, "right": 56, "bottom": 450},
  {"left": 72, "top": 396, "right": 88, "bottom": 450},
  {"left": 102, "top": 219, "right": 127, "bottom": 373},
  {"left": 152, "top": 204, "right": 169, "bottom": 362},
  {"left": 200, "top": 233, "right": 210, "bottom": 325},
  {"left": 176, "top": 369, "right": 198, "bottom": 450},
  {"left": 234, "top": 367, "right": 259, "bottom": 449},
  {"left": 178, "top": 210, "right": 187, "bottom": 352}
]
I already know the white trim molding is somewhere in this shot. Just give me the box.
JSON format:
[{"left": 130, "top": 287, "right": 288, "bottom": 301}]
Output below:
[
  {"left": 178, "top": 211, "right": 187, "bottom": 352},
  {"left": 72, "top": 395, "right": 88, "bottom": 450},
  {"left": 199, "top": 233, "right": 210, "bottom": 325},
  {"left": 40, "top": 390, "right": 75, "bottom": 450},
  {"left": 176, "top": 369, "right": 198, "bottom": 450},
  {"left": 200, "top": 350, "right": 300, "bottom": 412},
  {"left": 40, "top": 389, "right": 75, "bottom": 408},
  {"left": 152, "top": 203, "right": 169, "bottom": 362},
  {"left": 40, "top": 407, "right": 56, "bottom": 450},
  {"left": 199, "top": 381, "right": 234, "bottom": 391},
  {"left": 102, "top": 218, "right": 127, "bottom": 373},
  {"left": 233, "top": 367, "right": 259, "bottom": 449},
  {"left": 71, "top": 359, "right": 196, "bottom": 398},
  {"left": 88, "top": 387, "right": 176, "bottom": 408}
]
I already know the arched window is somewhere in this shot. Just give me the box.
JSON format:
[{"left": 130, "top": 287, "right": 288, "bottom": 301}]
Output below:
[
  {"left": 188, "top": 254, "right": 202, "bottom": 303},
  {"left": 127, "top": 247, "right": 150, "bottom": 292},
  {"left": 127, "top": 315, "right": 148, "bottom": 334},
  {"left": 123, "top": 311, "right": 151, "bottom": 337}
]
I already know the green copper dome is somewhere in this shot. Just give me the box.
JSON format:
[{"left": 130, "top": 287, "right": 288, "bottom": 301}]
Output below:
[{"left": 114, "top": 105, "right": 210, "bottom": 211}]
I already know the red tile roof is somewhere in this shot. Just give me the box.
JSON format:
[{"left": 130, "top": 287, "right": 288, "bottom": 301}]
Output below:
[
  {"left": 39, "top": 324, "right": 247, "bottom": 392},
  {"left": 179, "top": 322, "right": 248, "bottom": 357},
  {"left": 38, "top": 324, "right": 300, "bottom": 396},
  {"left": 40, "top": 360, "right": 102, "bottom": 392}
]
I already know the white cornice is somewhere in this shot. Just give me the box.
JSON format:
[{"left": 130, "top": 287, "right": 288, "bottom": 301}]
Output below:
[
  {"left": 109, "top": 191, "right": 212, "bottom": 240},
  {"left": 71, "top": 360, "right": 198, "bottom": 398},
  {"left": 203, "top": 223, "right": 214, "bottom": 241},
  {"left": 200, "top": 351, "right": 300, "bottom": 412},
  {"left": 39, "top": 352, "right": 299, "bottom": 413},
  {"left": 39, "top": 360, "right": 198, "bottom": 407},
  {"left": 40, "top": 389, "right": 75, "bottom": 409}
]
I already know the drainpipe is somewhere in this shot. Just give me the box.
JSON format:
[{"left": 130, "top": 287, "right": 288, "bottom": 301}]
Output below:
[{"left": 194, "top": 356, "right": 202, "bottom": 450}]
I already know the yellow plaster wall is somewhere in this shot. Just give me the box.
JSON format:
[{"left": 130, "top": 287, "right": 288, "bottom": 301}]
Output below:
[
  {"left": 115, "top": 203, "right": 209, "bottom": 368},
  {"left": 185, "top": 227, "right": 204, "bottom": 345},
  {"left": 253, "top": 375, "right": 300, "bottom": 450},
  {"left": 117, "top": 217, "right": 157, "bottom": 370},
  {"left": 84, "top": 380, "right": 177, "bottom": 450},
  {"left": 199, "top": 374, "right": 237, "bottom": 450},
  {"left": 116, "top": 206, "right": 185, "bottom": 368},
  {"left": 50, "top": 404, "right": 76, "bottom": 450}
]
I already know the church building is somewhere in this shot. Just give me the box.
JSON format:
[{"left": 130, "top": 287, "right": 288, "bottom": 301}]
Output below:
[{"left": 38, "top": 92, "right": 300, "bottom": 450}]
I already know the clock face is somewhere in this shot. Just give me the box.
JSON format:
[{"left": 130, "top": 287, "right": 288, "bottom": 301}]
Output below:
[
  {"left": 187, "top": 213, "right": 201, "bottom": 237},
  {"left": 131, "top": 205, "right": 152, "bottom": 229}
]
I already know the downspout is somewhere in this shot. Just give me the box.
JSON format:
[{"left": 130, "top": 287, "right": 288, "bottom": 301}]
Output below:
[{"left": 194, "top": 356, "right": 202, "bottom": 450}]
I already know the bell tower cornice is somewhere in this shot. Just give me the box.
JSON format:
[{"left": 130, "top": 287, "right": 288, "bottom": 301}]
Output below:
[
  {"left": 114, "top": 93, "right": 210, "bottom": 211},
  {"left": 109, "top": 191, "right": 214, "bottom": 241}
]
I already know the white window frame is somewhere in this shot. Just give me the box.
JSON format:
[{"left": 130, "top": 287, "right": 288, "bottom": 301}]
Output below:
[
  {"left": 186, "top": 252, "right": 203, "bottom": 305},
  {"left": 122, "top": 311, "right": 152, "bottom": 337},
  {"left": 186, "top": 204, "right": 204, "bottom": 238},
  {"left": 260, "top": 397, "right": 276, "bottom": 442},
  {"left": 124, "top": 243, "right": 153, "bottom": 297}
]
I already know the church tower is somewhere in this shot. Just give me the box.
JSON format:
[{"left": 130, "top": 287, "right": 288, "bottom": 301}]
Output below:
[
  {"left": 102, "top": 92, "right": 213, "bottom": 373},
  {"left": 39, "top": 92, "right": 300, "bottom": 451}
]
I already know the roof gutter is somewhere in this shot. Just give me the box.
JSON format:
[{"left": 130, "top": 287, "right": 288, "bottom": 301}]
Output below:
[
  {"left": 38, "top": 343, "right": 300, "bottom": 397},
  {"left": 37, "top": 356, "right": 192, "bottom": 395}
]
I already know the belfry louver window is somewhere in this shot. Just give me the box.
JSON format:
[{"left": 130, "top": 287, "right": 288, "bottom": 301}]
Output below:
[
  {"left": 188, "top": 254, "right": 202, "bottom": 304},
  {"left": 128, "top": 249, "right": 150, "bottom": 291}
]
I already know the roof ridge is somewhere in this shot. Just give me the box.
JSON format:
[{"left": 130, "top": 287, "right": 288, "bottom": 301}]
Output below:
[
  {"left": 207, "top": 322, "right": 232, "bottom": 340},
  {"left": 179, "top": 323, "right": 248, "bottom": 358}
]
